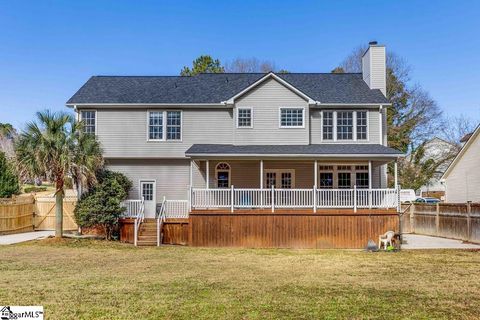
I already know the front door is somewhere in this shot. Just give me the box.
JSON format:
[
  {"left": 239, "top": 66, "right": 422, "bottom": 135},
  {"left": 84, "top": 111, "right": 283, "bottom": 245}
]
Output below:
[
  {"left": 264, "top": 170, "right": 295, "bottom": 188},
  {"left": 140, "top": 180, "right": 156, "bottom": 218}
]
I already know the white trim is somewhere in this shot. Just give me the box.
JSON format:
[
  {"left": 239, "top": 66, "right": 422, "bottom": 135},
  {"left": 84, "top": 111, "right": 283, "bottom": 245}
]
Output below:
[
  {"left": 225, "top": 72, "right": 315, "bottom": 104},
  {"left": 313, "top": 103, "right": 391, "bottom": 107},
  {"left": 215, "top": 162, "right": 231, "bottom": 188},
  {"left": 236, "top": 107, "right": 254, "bottom": 129},
  {"left": 379, "top": 106, "right": 383, "bottom": 145},
  {"left": 79, "top": 109, "right": 97, "bottom": 135},
  {"left": 146, "top": 110, "right": 183, "bottom": 142},
  {"left": 68, "top": 103, "right": 226, "bottom": 107},
  {"left": 278, "top": 107, "right": 306, "bottom": 129}
]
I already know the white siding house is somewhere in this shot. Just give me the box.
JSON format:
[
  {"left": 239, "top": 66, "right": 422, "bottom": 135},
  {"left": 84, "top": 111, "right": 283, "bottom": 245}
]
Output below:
[{"left": 442, "top": 125, "right": 480, "bottom": 203}]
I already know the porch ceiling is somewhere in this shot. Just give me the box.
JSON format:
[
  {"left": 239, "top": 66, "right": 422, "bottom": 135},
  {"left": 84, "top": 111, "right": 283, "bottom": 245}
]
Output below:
[{"left": 186, "top": 144, "right": 403, "bottom": 160}]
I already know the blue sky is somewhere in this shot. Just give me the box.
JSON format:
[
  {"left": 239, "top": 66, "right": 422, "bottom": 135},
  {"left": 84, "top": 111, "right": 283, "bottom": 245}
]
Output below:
[{"left": 1, "top": 0, "right": 479, "bottom": 129}]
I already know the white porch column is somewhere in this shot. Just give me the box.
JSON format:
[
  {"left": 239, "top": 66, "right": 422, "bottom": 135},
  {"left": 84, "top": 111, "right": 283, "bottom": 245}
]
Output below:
[
  {"left": 260, "top": 160, "right": 264, "bottom": 189},
  {"left": 206, "top": 160, "right": 210, "bottom": 189},
  {"left": 394, "top": 161, "right": 398, "bottom": 188},
  {"left": 189, "top": 160, "right": 193, "bottom": 187},
  {"left": 368, "top": 161, "right": 372, "bottom": 189},
  {"left": 314, "top": 160, "right": 318, "bottom": 188}
]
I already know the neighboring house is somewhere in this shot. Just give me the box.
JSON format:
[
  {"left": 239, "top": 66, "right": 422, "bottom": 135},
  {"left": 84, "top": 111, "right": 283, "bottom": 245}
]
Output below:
[
  {"left": 418, "top": 137, "right": 457, "bottom": 199},
  {"left": 442, "top": 124, "right": 480, "bottom": 203},
  {"left": 66, "top": 42, "right": 403, "bottom": 248}
]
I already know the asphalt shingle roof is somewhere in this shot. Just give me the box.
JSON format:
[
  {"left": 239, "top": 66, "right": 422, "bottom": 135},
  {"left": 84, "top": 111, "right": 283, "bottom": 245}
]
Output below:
[
  {"left": 185, "top": 144, "right": 403, "bottom": 157},
  {"left": 66, "top": 73, "right": 389, "bottom": 105}
]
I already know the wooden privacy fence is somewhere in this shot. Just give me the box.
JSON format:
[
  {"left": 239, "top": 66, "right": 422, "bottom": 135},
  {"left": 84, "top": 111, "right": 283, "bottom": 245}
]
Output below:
[
  {"left": 402, "top": 203, "right": 480, "bottom": 243},
  {"left": 34, "top": 196, "right": 78, "bottom": 231},
  {"left": 0, "top": 196, "right": 35, "bottom": 235}
]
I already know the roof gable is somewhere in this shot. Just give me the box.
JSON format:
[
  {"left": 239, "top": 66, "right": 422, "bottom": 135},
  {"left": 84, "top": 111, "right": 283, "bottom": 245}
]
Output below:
[{"left": 442, "top": 124, "right": 480, "bottom": 179}]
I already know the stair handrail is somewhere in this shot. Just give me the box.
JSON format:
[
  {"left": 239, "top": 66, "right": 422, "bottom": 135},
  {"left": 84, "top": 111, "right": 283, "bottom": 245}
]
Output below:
[
  {"left": 156, "top": 196, "right": 167, "bottom": 247},
  {"left": 133, "top": 197, "right": 145, "bottom": 246}
]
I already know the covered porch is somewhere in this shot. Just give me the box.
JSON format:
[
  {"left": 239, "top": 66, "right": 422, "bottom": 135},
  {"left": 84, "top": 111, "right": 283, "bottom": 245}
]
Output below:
[{"left": 187, "top": 144, "right": 402, "bottom": 213}]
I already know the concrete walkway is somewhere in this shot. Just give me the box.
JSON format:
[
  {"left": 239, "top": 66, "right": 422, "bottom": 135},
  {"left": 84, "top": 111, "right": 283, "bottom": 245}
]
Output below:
[
  {"left": 0, "top": 231, "right": 54, "bottom": 245},
  {"left": 402, "top": 234, "right": 480, "bottom": 249}
]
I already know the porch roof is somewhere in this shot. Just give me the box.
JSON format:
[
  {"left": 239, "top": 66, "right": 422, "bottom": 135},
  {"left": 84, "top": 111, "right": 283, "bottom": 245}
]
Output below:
[{"left": 185, "top": 144, "right": 403, "bottom": 158}]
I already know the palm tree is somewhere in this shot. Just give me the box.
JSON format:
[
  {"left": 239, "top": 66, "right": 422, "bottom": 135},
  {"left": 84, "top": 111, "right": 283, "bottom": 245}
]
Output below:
[{"left": 15, "top": 110, "right": 103, "bottom": 237}]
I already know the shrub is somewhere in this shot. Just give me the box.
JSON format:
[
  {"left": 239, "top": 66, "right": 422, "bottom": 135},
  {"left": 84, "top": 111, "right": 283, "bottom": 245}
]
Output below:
[
  {"left": 24, "top": 186, "right": 47, "bottom": 193},
  {"left": 0, "top": 151, "right": 20, "bottom": 198},
  {"left": 74, "top": 170, "right": 131, "bottom": 240}
]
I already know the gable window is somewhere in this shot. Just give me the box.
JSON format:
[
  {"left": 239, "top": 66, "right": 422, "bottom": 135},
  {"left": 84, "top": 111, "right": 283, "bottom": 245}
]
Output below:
[
  {"left": 215, "top": 162, "right": 231, "bottom": 188},
  {"left": 80, "top": 110, "right": 96, "bottom": 135},
  {"left": 322, "top": 111, "right": 333, "bottom": 140},
  {"left": 237, "top": 108, "right": 252, "bottom": 128},
  {"left": 148, "top": 110, "right": 182, "bottom": 141},
  {"left": 356, "top": 111, "right": 367, "bottom": 140},
  {"left": 337, "top": 111, "right": 353, "bottom": 140},
  {"left": 280, "top": 108, "right": 304, "bottom": 128}
]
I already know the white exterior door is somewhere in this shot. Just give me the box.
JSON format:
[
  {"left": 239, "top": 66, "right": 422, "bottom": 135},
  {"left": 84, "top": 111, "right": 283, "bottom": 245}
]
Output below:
[
  {"left": 264, "top": 170, "right": 295, "bottom": 188},
  {"left": 140, "top": 180, "right": 156, "bottom": 218}
]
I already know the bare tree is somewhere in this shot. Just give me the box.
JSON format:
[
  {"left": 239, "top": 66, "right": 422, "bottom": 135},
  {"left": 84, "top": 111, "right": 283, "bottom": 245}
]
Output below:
[
  {"left": 225, "top": 58, "right": 278, "bottom": 73},
  {"left": 440, "top": 114, "right": 478, "bottom": 148}
]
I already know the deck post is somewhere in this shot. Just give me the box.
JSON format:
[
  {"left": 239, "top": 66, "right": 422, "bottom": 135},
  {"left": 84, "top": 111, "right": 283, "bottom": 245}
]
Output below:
[
  {"left": 134, "top": 218, "right": 138, "bottom": 246},
  {"left": 206, "top": 160, "right": 210, "bottom": 189},
  {"left": 368, "top": 161, "right": 372, "bottom": 209},
  {"left": 260, "top": 160, "right": 264, "bottom": 207},
  {"left": 271, "top": 185, "right": 275, "bottom": 213},
  {"left": 394, "top": 161, "right": 398, "bottom": 189},
  {"left": 353, "top": 185, "right": 357, "bottom": 213},
  {"left": 313, "top": 186, "right": 317, "bottom": 213},
  {"left": 230, "top": 185, "right": 234, "bottom": 213}
]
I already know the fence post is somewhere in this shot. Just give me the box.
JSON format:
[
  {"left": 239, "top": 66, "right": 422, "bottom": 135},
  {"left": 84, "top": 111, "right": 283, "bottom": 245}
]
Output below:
[
  {"left": 410, "top": 203, "right": 415, "bottom": 233},
  {"left": 353, "top": 185, "right": 357, "bottom": 213},
  {"left": 271, "top": 186, "right": 275, "bottom": 213},
  {"left": 467, "top": 201, "right": 472, "bottom": 242},
  {"left": 435, "top": 202, "right": 440, "bottom": 236},
  {"left": 230, "top": 185, "right": 234, "bottom": 213},
  {"left": 313, "top": 186, "right": 317, "bottom": 213}
]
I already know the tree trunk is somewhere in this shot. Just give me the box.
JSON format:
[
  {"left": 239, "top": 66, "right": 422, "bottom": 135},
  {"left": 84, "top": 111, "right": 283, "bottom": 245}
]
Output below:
[{"left": 55, "top": 181, "right": 64, "bottom": 238}]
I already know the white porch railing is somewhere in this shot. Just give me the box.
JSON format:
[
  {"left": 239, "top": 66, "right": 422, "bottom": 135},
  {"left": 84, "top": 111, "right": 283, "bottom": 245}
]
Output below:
[
  {"left": 191, "top": 186, "right": 400, "bottom": 212},
  {"left": 164, "top": 199, "right": 190, "bottom": 218},
  {"left": 121, "top": 198, "right": 145, "bottom": 246}
]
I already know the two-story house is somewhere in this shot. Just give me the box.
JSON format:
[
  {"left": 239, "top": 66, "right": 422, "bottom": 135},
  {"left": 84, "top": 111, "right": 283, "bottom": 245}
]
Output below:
[{"left": 67, "top": 42, "right": 403, "bottom": 248}]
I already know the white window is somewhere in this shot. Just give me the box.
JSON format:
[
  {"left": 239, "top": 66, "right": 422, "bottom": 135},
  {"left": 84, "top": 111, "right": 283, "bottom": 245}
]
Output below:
[
  {"left": 337, "top": 111, "right": 353, "bottom": 140},
  {"left": 148, "top": 111, "right": 182, "bottom": 141},
  {"left": 321, "top": 110, "right": 368, "bottom": 141},
  {"left": 322, "top": 111, "right": 334, "bottom": 140},
  {"left": 280, "top": 108, "right": 304, "bottom": 128},
  {"left": 237, "top": 108, "right": 253, "bottom": 128},
  {"left": 355, "top": 165, "right": 369, "bottom": 189},
  {"left": 80, "top": 110, "right": 96, "bottom": 134},
  {"left": 264, "top": 169, "right": 295, "bottom": 188},
  {"left": 215, "top": 162, "right": 231, "bottom": 188},
  {"left": 356, "top": 111, "right": 367, "bottom": 140}
]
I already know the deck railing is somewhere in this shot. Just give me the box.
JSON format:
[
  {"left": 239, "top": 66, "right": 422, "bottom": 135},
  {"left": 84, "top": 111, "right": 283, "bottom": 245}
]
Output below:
[{"left": 191, "top": 186, "right": 400, "bottom": 212}]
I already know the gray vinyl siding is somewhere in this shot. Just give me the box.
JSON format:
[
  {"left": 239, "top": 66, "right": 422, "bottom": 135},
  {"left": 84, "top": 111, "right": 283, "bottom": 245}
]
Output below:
[
  {"left": 93, "top": 107, "right": 233, "bottom": 158},
  {"left": 310, "top": 108, "right": 381, "bottom": 144},
  {"left": 106, "top": 159, "right": 190, "bottom": 200},
  {"left": 445, "top": 132, "right": 480, "bottom": 203},
  {"left": 234, "top": 78, "right": 309, "bottom": 145}
]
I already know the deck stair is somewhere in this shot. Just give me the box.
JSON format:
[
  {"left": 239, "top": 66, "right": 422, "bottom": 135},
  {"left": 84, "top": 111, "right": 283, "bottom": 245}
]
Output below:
[{"left": 137, "top": 218, "right": 161, "bottom": 246}]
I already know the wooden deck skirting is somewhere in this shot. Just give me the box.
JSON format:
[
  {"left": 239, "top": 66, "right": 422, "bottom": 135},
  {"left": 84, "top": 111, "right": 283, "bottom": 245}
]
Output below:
[
  {"left": 190, "top": 208, "right": 397, "bottom": 216},
  {"left": 189, "top": 209, "right": 398, "bottom": 249}
]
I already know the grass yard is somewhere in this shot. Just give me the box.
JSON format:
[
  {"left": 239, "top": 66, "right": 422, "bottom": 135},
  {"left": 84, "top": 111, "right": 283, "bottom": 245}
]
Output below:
[{"left": 0, "top": 240, "right": 479, "bottom": 319}]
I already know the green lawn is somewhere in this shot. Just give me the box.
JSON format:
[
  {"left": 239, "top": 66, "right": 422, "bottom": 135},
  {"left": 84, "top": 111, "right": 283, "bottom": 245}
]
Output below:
[{"left": 0, "top": 240, "right": 479, "bottom": 319}]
